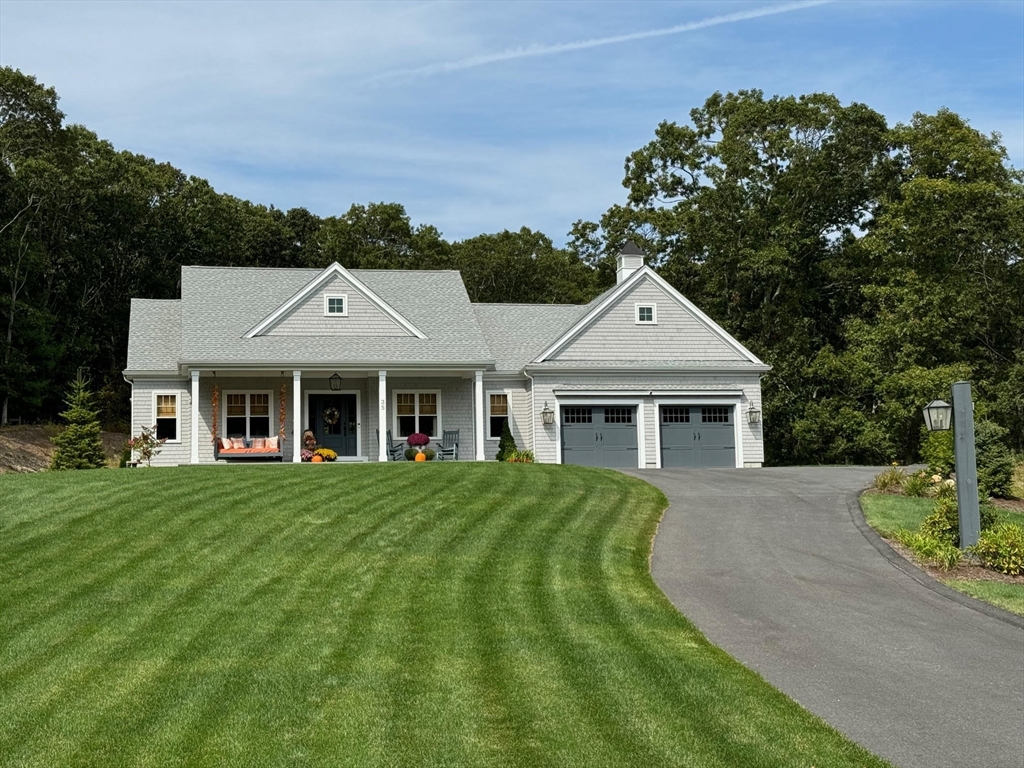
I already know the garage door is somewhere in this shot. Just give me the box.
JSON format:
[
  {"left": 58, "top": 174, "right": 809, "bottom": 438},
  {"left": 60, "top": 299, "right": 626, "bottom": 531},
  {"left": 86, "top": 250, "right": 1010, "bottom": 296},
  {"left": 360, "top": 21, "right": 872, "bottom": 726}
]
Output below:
[
  {"left": 660, "top": 406, "right": 736, "bottom": 468},
  {"left": 561, "top": 406, "right": 638, "bottom": 468}
]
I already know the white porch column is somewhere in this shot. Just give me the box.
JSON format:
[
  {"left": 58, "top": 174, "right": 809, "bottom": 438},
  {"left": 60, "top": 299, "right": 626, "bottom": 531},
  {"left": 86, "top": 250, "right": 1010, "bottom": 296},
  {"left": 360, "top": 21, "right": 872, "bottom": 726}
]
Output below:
[
  {"left": 190, "top": 370, "right": 200, "bottom": 464},
  {"left": 378, "top": 370, "right": 388, "bottom": 462},
  {"left": 292, "top": 371, "right": 302, "bottom": 463},
  {"left": 474, "top": 370, "right": 485, "bottom": 461}
]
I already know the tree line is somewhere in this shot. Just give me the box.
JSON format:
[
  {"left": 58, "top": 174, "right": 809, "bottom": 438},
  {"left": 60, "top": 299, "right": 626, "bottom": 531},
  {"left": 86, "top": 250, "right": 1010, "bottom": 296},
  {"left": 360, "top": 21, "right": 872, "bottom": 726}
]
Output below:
[{"left": 2, "top": 67, "right": 1021, "bottom": 464}]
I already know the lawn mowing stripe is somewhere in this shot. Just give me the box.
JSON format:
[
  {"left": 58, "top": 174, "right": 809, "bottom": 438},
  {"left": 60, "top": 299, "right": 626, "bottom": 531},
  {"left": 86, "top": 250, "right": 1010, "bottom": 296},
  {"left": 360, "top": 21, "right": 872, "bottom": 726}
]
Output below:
[
  {"left": 297, "top": 468, "right": 483, "bottom": 766},
  {"left": 0, "top": 481, "right": 325, "bottom": 760},
  {"left": 0, "top": 465, "right": 890, "bottom": 767},
  {"left": 382, "top": 468, "right": 533, "bottom": 766}
]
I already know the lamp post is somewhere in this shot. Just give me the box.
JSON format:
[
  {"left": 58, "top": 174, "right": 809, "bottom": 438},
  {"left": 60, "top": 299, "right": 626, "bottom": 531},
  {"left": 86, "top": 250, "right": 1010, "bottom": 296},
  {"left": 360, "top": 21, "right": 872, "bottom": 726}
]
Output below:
[{"left": 922, "top": 382, "right": 980, "bottom": 548}]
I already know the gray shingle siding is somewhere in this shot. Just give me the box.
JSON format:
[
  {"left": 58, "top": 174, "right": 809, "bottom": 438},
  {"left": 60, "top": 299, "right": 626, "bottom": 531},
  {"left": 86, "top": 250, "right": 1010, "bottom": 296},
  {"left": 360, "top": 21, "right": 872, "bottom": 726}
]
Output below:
[
  {"left": 551, "top": 278, "right": 745, "bottom": 362},
  {"left": 131, "top": 379, "right": 191, "bottom": 466},
  {"left": 267, "top": 275, "right": 411, "bottom": 337}
]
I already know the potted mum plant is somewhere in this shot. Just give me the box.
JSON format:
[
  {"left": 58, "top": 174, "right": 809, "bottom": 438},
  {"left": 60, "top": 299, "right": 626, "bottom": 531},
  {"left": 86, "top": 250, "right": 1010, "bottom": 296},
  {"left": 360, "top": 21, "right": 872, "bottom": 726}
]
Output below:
[{"left": 407, "top": 432, "right": 430, "bottom": 461}]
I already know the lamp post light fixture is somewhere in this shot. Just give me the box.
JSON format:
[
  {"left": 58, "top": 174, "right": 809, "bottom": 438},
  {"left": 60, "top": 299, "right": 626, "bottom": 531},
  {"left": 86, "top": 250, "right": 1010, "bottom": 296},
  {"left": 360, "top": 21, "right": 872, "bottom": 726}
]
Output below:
[
  {"left": 540, "top": 402, "right": 555, "bottom": 426},
  {"left": 923, "top": 399, "right": 952, "bottom": 432},
  {"left": 746, "top": 403, "right": 761, "bottom": 425},
  {"left": 923, "top": 384, "right": 980, "bottom": 548},
  {"left": 328, "top": 372, "right": 342, "bottom": 392}
]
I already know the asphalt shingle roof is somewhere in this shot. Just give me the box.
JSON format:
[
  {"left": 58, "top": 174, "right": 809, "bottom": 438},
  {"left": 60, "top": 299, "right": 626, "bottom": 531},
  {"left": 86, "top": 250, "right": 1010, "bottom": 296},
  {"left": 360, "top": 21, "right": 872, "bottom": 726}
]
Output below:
[
  {"left": 126, "top": 299, "right": 182, "bottom": 373},
  {"left": 471, "top": 303, "right": 590, "bottom": 372},
  {"left": 178, "top": 266, "right": 494, "bottom": 366}
]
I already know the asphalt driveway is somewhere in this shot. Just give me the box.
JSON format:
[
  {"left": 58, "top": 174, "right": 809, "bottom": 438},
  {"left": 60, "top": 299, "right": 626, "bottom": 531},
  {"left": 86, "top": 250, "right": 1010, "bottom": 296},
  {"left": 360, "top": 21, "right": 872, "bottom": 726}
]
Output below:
[{"left": 628, "top": 467, "right": 1024, "bottom": 768}]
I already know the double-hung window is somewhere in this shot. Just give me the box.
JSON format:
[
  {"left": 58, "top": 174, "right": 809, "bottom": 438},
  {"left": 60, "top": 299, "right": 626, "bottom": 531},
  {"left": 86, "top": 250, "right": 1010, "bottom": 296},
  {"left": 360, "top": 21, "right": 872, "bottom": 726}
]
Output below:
[
  {"left": 395, "top": 392, "right": 439, "bottom": 438},
  {"left": 154, "top": 393, "right": 179, "bottom": 442},
  {"left": 488, "top": 393, "right": 509, "bottom": 439},
  {"left": 225, "top": 392, "right": 271, "bottom": 439}
]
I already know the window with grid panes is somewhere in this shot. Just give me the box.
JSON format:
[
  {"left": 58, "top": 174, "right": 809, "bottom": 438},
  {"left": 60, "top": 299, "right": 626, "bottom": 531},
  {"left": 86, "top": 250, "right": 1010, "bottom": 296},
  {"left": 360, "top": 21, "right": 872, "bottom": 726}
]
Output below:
[
  {"left": 396, "top": 392, "right": 438, "bottom": 437},
  {"left": 225, "top": 393, "right": 271, "bottom": 438},
  {"left": 488, "top": 394, "right": 508, "bottom": 438},
  {"left": 155, "top": 394, "right": 178, "bottom": 441}
]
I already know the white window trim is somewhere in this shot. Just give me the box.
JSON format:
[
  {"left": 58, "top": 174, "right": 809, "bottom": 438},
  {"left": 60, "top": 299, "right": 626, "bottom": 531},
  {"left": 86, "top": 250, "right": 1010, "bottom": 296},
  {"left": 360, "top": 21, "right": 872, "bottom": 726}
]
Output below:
[
  {"left": 324, "top": 293, "right": 349, "bottom": 317},
  {"left": 153, "top": 391, "right": 181, "bottom": 444},
  {"left": 222, "top": 390, "right": 275, "bottom": 441},
  {"left": 635, "top": 302, "right": 657, "bottom": 325},
  {"left": 486, "top": 390, "right": 512, "bottom": 440},
  {"left": 392, "top": 390, "right": 442, "bottom": 439}
]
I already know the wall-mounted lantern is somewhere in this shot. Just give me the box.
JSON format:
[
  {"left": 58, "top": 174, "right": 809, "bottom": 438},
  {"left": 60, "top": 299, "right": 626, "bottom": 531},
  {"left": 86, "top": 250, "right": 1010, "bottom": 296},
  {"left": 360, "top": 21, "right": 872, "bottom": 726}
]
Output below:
[
  {"left": 747, "top": 403, "right": 761, "bottom": 425},
  {"left": 329, "top": 372, "right": 342, "bottom": 392},
  {"left": 541, "top": 401, "right": 555, "bottom": 425}
]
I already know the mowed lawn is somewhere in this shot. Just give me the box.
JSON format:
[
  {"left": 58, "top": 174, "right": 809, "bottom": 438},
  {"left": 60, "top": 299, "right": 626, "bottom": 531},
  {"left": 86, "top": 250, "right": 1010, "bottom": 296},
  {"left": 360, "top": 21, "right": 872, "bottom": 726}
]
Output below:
[{"left": 1, "top": 464, "right": 885, "bottom": 767}]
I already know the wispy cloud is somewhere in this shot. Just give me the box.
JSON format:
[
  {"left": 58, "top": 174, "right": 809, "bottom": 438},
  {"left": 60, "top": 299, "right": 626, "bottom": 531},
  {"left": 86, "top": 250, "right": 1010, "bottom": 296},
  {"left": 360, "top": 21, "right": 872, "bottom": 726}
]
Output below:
[{"left": 368, "top": 0, "right": 832, "bottom": 82}]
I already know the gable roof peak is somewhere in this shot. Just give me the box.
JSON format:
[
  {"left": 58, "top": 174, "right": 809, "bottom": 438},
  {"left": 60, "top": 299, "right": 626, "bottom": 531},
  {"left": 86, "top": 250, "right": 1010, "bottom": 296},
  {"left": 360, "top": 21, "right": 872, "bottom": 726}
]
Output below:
[{"left": 243, "top": 260, "right": 426, "bottom": 339}]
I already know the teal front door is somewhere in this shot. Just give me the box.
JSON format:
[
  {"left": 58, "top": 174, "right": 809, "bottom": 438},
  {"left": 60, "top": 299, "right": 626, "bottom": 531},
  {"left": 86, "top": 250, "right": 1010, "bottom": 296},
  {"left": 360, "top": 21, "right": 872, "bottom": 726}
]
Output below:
[{"left": 309, "top": 394, "right": 357, "bottom": 456}]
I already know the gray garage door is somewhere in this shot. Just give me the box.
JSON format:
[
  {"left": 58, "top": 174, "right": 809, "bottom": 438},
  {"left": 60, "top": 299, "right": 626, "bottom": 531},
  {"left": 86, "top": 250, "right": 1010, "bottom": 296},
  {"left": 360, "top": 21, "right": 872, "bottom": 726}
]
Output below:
[
  {"left": 561, "top": 406, "right": 638, "bottom": 468},
  {"left": 660, "top": 406, "right": 736, "bottom": 468}
]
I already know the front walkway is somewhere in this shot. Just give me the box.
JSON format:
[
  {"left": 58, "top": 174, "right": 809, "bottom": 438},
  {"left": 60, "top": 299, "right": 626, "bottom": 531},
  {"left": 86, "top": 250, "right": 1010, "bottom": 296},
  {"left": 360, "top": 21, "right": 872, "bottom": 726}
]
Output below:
[{"left": 628, "top": 467, "right": 1024, "bottom": 768}]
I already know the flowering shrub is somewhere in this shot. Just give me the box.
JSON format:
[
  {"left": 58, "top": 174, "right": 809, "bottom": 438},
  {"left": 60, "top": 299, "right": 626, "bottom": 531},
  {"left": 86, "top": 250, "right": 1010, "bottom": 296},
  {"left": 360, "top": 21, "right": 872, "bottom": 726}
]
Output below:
[
  {"left": 407, "top": 432, "right": 430, "bottom": 447},
  {"left": 300, "top": 449, "right": 314, "bottom": 462},
  {"left": 313, "top": 447, "right": 337, "bottom": 462},
  {"left": 128, "top": 425, "right": 163, "bottom": 467}
]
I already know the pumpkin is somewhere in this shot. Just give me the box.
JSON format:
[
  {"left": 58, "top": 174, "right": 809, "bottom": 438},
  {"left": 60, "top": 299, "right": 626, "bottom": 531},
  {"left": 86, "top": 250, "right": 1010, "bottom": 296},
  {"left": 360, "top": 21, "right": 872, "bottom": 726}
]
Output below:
[
  {"left": 415, "top": 452, "right": 427, "bottom": 462},
  {"left": 311, "top": 454, "right": 323, "bottom": 463}
]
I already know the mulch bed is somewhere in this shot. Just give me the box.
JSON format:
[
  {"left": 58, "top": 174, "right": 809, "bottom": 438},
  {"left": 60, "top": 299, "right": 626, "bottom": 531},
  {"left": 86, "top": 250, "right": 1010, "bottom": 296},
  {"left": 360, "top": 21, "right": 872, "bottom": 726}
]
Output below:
[{"left": 884, "top": 537, "right": 1024, "bottom": 585}]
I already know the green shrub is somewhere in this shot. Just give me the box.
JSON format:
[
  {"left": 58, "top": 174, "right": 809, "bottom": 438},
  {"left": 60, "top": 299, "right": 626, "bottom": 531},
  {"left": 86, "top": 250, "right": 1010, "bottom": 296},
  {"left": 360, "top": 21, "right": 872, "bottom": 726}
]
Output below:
[
  {"left": 901, "top": 471, "right": 931, "bottom": 498},
  {"left": 921, "top": 495, "right": 998, "bottom": 547},
  {"left": 894, "top": 529, "right": 962, "bottom": 571},
  {"left": 404, "top": 448, "right": 418, "bottom": 461},
  {"left": 496, "top": 419, "right": 516, "bottom": 462},
  {"left": 119, "top": 445, "right": 131, "bottom": 468},
  {"left": 968, "top": 523, "right": 1024, "bottom": 576},
  {"left": 423, "top": 448, "right": 436, "bottom": 461},
  {"left": 921, "top": 420, "right": 1016, "bottom": 498},
  {"left": 505, "top": 449, "right": 535, "bottom": 463},
  {"left": 873, "top": 465, "right": 905, "bottom": 492},
  {"left": 50, "top": 372, "right": 107, "bottom": 470}
]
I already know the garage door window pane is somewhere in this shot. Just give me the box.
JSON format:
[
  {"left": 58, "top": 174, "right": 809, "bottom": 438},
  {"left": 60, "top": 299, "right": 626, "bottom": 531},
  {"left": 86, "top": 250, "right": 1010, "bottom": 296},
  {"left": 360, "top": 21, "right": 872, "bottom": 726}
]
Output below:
[
  {"left": 604, "top": 408, "right": 633, "bottom": 423},
  {"left": 662, "top": 407, "right": 690, "bottom": 423},
  {"left": 564, "top": 408, "right": 592, "bottom": 424},
  {"left": 702, "top": 407, "right": 731, "bottom": 423}
]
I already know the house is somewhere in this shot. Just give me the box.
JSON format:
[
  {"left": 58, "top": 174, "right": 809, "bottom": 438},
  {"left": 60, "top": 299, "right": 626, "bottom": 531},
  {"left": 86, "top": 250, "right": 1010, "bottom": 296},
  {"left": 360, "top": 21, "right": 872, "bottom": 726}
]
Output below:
[{"left": 125, "top": 243, "right": 769, "bottom": 468}]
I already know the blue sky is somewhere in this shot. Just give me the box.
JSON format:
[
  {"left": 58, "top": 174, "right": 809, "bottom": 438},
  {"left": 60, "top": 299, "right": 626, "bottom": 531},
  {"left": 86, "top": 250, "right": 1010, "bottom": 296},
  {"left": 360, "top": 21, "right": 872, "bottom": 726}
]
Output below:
[{"left": 1, "top": 1, "right": 1022, "bottom": 244}]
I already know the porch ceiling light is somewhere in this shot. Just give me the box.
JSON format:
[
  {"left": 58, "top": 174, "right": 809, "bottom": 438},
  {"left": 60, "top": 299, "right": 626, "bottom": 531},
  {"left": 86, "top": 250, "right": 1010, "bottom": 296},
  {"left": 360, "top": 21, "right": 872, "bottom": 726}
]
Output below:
[
  {"left": 329, "top": 372, "right": 342, "bottom": 392},
  {"left": 923, "top": 399, "right": 952, "bottom": 431},
  {"left": 541, "top": 401, "right": 555, "bottom": 425},
  {"left": 746, "top": 403, "right": 761, "bottom": 424}
]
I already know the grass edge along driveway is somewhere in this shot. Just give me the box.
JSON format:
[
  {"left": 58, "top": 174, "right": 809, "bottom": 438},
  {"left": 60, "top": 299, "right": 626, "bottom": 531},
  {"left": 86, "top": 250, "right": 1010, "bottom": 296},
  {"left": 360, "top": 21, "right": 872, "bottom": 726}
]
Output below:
[
  {"left": 1, "top": 464, "right": 887, "bottom": 767},
  {"left": 860, "top": 492, "right": 1024, "bottom": 616}
]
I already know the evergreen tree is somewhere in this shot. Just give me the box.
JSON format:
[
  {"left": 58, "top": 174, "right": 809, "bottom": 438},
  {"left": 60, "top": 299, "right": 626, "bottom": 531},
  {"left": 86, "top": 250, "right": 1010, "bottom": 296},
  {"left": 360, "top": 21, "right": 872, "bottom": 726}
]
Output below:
[
  {"left": 50, "top": 371, "right": 106, "bottom": 470},
  {"left": 496, "top": 419, "right": 517, "bottom": 462}
]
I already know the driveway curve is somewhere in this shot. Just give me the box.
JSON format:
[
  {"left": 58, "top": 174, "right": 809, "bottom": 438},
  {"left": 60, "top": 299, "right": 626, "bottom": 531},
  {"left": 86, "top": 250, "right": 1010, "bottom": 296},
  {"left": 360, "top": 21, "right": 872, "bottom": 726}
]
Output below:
[{"left": 628, "top": 467, "right": 1024, "bottom": 768}]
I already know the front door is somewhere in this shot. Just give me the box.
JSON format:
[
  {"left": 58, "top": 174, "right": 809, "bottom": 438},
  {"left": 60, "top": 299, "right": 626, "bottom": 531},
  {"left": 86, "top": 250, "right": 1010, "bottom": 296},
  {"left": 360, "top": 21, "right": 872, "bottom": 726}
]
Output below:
[{"left": 309, "top": 394, "right": 357, "bottom": 456}]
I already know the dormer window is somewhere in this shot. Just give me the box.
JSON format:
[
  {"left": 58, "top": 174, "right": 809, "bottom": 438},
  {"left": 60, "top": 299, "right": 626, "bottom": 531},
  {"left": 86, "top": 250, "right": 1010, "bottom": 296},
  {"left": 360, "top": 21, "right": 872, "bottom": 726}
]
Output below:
[
  {"left": 324, "top": 294, "right": 348, "bottom": 317},
  {"left": 635, "top": 303, "right": 657, "bottom": 324}
]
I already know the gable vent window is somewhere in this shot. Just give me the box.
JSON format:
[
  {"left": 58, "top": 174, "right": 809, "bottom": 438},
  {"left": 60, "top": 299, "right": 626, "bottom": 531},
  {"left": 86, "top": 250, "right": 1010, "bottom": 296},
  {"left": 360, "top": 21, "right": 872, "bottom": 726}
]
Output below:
[
  {"left": 324, "top": 294, "right": 348, "bottom": 316},
  {"left": 635, "top": 304, "right": 657, "bottom": 324}
]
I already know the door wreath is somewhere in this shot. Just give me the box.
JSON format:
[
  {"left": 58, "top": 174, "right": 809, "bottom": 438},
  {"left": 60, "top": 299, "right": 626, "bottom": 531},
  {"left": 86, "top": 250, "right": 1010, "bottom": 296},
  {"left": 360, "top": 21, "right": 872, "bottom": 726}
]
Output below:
[{"left": 323, "top": 406, "right": 341, "bottom": 428}]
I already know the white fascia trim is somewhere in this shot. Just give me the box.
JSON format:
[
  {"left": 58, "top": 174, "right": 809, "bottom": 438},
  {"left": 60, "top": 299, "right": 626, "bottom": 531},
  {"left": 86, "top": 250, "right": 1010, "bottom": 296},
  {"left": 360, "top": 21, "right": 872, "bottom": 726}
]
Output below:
[
  {"left": 244, "top": 262, "right": 426, "bottom": 339},
  {"left": 532, "top": 265, "right": 765, "bottom": 366}
]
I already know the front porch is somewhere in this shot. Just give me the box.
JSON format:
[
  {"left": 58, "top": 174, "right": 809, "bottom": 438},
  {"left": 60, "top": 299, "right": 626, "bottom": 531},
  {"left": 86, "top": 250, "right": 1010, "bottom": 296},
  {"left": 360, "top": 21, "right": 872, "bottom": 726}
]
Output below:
[{"left": 189, "top": 369, "right": 488, "bottom": 464}]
